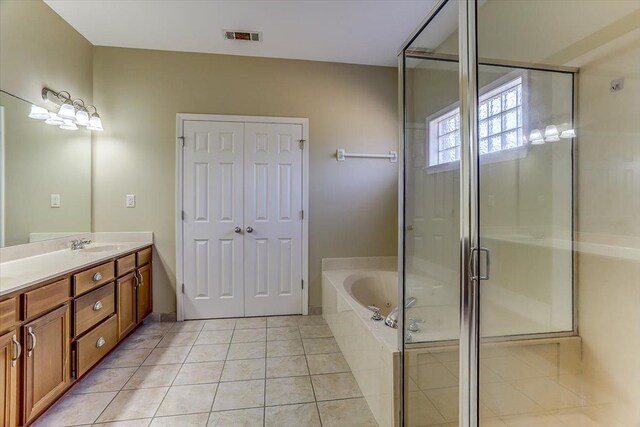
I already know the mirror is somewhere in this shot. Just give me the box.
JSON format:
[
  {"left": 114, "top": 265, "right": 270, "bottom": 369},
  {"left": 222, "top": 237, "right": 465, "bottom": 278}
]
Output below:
[{"left": 0, "top": 90, "right": 91, "bottom": 247}]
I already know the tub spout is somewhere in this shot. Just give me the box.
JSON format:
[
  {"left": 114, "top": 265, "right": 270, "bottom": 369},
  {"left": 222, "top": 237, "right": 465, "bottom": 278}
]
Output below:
[{"left": 384, "top": 297, "right": 417, "bottom": 329}]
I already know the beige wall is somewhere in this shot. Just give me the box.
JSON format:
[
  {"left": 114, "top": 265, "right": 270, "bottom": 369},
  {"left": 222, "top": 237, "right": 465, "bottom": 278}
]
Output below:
[
  {"left": 0, "top": 0, "right": 93, "bottom": 105},
  {"left": 92, "top": 47, "right": 398, "bottom": 313},
  {"left": 577, "top": 34, "right": 640, "bottom": 420}
]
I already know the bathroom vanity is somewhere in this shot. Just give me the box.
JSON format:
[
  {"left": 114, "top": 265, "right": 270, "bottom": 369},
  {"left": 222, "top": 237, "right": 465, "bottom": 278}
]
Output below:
[{"left": 0, "top": 241, "right": 153, "bottom": 426}]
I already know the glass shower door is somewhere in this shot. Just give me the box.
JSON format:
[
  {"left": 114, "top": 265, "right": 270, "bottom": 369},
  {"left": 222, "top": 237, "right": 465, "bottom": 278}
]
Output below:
[
  {"left": 401, "top": 1, "right": 465, "bottom": 425},
  {"left": 474, "top": 1, "right": 640, "bottom": 425}
]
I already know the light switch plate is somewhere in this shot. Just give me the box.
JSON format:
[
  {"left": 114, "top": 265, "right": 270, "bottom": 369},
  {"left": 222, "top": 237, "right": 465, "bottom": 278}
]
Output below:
[
  {"left": 50, "top": 194, "right": 61, "bottom": 208},
  {"left": 126, "top": 194, "right": 136, "bottom": 208}
]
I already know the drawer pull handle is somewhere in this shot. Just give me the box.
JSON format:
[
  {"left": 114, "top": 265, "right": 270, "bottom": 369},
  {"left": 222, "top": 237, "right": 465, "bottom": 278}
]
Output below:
[
  {"left": 138, "top": 271, "right": 144, "bottom": 287},
  {"left": 93, "top": 272, "right": 103, "bottom": 282},
  {"left": 96, "top": 337, "right": 106, "bottom": 348},
  {"left": 93, "top": 301, "right": 103, "bottom": 311},
  {"left": 134, "top": 273, "right": 139, "bottom": 288},
  {"left": 27, "top": 327, "right": 37, "bottom": 357},
  {"left": 11, "top": 334, "right": 21, "bottom": 367}
]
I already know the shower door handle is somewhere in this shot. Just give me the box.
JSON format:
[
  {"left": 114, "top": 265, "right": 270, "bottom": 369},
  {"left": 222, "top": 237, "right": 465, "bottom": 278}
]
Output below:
[{"left": 471, "top": 247, "right": 490, "bottom": 281}]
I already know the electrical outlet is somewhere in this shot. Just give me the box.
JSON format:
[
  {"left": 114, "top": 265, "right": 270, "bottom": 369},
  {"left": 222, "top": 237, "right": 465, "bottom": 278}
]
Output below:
[
  {"left": 50, "top": 194, "right": 61, "bottom": 208},
  {"left": 126, "top": 194, "right": 136, "bottom": 208}
]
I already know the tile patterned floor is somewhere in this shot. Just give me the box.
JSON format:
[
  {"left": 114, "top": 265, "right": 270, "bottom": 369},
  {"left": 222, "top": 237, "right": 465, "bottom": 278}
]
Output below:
[{"left": 33, "top": 315, "right": 379, "bottom": 427}]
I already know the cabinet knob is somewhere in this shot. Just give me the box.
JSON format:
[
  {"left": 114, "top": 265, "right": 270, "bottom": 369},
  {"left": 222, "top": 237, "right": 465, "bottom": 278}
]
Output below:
[
  {"left": 96, "top": 337, "right": 106, "bottom": 348},
  {"left": 93, "top": 301, "right": 103, "bottom": 311},
  {"left": 93, "top": 272, "right": 102, "bottom": 282}
]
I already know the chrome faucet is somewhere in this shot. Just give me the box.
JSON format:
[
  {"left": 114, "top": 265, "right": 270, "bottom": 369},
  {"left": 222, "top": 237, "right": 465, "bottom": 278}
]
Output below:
[
  {"left": 384, "top": 297, "right": 417, "bottom": 329},
  {"left": 70, "top": 238, "right": 92, "bottom": 250}
]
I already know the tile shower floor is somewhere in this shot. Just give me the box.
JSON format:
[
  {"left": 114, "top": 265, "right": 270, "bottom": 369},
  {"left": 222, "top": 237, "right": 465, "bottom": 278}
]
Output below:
[{"left": 33, "top": 315, "right": 379, "bottom": 427}]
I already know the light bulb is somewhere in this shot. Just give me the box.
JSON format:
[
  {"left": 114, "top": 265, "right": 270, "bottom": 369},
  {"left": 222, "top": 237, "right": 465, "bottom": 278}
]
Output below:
[
  {"left": 560, "top": 129, "right": 576, "bottom": 139},
  {"left": 544, "top": 125, "right": 559, "bottom": 142},
  {"left": 45, "top": 112, "right": 65, "bottom": 125},
  {"left": 60, "top": 119, "right": 78, "bottom": 130},
  {"left": 58, "top": 101, "right": 76, "bottom": 119},
  {"left": 28, "top": 105, "right": 50, "bottom": 120},
  {"left": 86, "top": 113, "right": 104, "bottom": 131},
  {"left": 76, "top": 109, "right": 89, "bottom": 126}
]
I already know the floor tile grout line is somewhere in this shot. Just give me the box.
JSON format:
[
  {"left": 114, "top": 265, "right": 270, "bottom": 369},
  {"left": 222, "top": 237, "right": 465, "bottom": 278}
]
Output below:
[
  {"left": 299, "top": 324, "right": 324, "bottom": 427},
  {"left": 89, "top": 322, "right": 167, "bottom": 424}
]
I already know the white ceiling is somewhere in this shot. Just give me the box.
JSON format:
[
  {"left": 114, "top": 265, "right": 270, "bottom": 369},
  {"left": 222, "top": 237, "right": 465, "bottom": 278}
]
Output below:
[{"left": 44, "top": 0, "right": 437, "bottom": 67}]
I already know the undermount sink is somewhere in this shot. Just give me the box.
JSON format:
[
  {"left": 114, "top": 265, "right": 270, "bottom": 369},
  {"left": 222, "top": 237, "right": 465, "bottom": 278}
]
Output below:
[{"left": 79, "top": 244, "right": 123, "bottom": 253}]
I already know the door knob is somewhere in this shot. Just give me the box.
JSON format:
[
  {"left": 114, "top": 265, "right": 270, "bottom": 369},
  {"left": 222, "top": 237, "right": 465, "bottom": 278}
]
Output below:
[
  {"left": 246, "top": 226, "right": 254, "bottom": 233},
  {"left": 234, "top": 227, "right": 242, "bottom": 234}
]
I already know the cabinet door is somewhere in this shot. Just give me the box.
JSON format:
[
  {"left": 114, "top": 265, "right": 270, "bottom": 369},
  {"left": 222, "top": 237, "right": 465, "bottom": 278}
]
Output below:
[
  {"left": 136, "top": 264, "right": 152, "bottom": 323},
  {"left": 117, "top": 273, "right": 137, "bottom": 340},
  {"left": 23, "top": 304, "right": 71, "bottom": 423},
  {"left": 0, "top": 329, "right": 19, "bottom": 427}
]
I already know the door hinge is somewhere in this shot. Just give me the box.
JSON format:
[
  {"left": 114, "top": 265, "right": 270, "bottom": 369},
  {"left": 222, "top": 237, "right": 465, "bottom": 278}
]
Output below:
[
  {"left": 299, "top": 139, "right": 305, "bottom": 150},
  {"left": 301, "top": 280, "right": 304, "bottom": 289},
  {"left": 181, "top": 210, "right": 185, "bottom": 221},
  {"left": 300, "top": 210, "right": 304, "bottom": 220},
  {"left": 178, "top": 136, "right": 185, "bottom": 147},
  {"left": 181, "top": 284, "right": 185, "bottom": 294}
]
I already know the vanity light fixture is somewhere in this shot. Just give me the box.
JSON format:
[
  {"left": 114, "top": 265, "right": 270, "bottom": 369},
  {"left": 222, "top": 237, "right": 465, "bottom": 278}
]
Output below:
[
  {"left": 529, "top": 129, "right": 545, "bottom": 145},
  {"left": 560, "top": 129, "right": 576, "bottom": 139},
  {"left": 44, "top": 113, "right": 65, "bottom": 126},
  {"left": 60, "top": 119, "right": 79, "bottom": 131},
  {"left": 544, "top": 125, "right": 560, "bottom": 142},
  {"left": 28, "top": 105, "right": 50, "bottom": 120},
  {"left": 27, "top": 87, "right": 104, "bottom": 131},
  {"left": 85, "top": 106, "right": 104, "bottom": 131}
]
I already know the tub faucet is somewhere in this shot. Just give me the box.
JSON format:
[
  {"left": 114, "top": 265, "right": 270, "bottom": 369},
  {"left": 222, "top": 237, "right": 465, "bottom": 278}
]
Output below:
[{"left": 385, "top": 297, "right": 417, "bottom": 329}]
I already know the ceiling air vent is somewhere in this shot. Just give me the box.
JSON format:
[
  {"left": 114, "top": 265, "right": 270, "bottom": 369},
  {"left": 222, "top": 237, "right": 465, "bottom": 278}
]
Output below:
[{"left": 224, "top": 30, "right": 262, "bottom": 42}]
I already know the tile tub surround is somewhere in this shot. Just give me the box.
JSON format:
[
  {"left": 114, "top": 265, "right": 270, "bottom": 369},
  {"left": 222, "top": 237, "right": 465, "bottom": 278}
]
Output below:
[
  {"left": 32, "top": 315, "right": 379, "bottom": 427},
  {"left": 322, "top": 256, "right": 400, "bottom": 427},
  {"left": 0, "top": 232, "right": 153, "bottom": 295}
]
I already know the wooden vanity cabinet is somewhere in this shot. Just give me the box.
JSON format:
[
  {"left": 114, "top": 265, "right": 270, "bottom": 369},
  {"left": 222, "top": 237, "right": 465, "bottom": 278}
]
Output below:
[
  {"left": 0, "top": 328, "right": 19, "bottom": 427},
  {"left": 22, "top": 303, "right": 71, "bottom": 424},
  {"left": 1, "top": 244, "right": 152, "bottom": 426}
]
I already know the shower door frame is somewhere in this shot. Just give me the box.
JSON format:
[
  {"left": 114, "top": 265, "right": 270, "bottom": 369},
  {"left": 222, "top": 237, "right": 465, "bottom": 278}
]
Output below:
[{"left": 398, "top": 1, "right": 579, "bottom": 426}]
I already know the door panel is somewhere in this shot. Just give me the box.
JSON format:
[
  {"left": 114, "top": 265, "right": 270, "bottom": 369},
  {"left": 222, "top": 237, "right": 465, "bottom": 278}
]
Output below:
[
  {"left": 244, "top": 123, "right": 303, "bottom": 316},
  {"left": 183, "top": 121, "right": 245, "bottom": 319},
  {"left": 23, "top": 303, "right": 70, "bottom": 423},
  {"left": 0, "top": 329, "right": 18, "bottom": 427},
  {"left": 117, "top": 273, "right": 137, "bottom": 339},
  {"left": 137, "top": 264, "right": 152, "bottom": 322}
]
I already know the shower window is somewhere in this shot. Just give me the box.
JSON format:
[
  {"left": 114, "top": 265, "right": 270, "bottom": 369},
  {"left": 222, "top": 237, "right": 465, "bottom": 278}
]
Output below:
[{"left": 427, "top": 75, "right": 524, "bottom": 167}]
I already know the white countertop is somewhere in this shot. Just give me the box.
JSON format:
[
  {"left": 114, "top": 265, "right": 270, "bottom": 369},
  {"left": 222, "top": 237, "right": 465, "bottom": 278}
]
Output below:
[{"left": 0, "top": 233, "right": 153, "bottom": 297}]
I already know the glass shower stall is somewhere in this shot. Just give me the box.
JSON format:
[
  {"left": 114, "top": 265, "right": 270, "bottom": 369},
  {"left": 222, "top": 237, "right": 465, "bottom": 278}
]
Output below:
[{"left": 399, "top": 1, "right": 640, "bottom": 426}]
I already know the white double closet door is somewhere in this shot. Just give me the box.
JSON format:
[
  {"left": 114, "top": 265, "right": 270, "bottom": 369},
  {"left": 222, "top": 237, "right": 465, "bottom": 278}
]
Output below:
[{"left": 182, "top": 120, "right": 303, "bottom": 319}]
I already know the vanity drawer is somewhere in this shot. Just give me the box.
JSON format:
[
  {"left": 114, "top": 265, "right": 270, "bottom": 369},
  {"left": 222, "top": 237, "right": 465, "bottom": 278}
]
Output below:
[
  {"left": 23, "top": 278, "right": 70, "bottom": 321},
  {"left": 76, "top": 314, "right": 117, "bottom": 377},
  {"left": 116, "top": 253, "right": 136, "bottom": 277},
  {"left": 73, "top": 262, "right": 115, "bottom": 296},
  {"left": 74, "top": 283, "right": 115, "bottom": 337},
  {"left": 137, "top": 247, "right": 152, "bottom": 266},
  {"left": 0, "top": 297, "right": 17, "bottom": 333}
]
